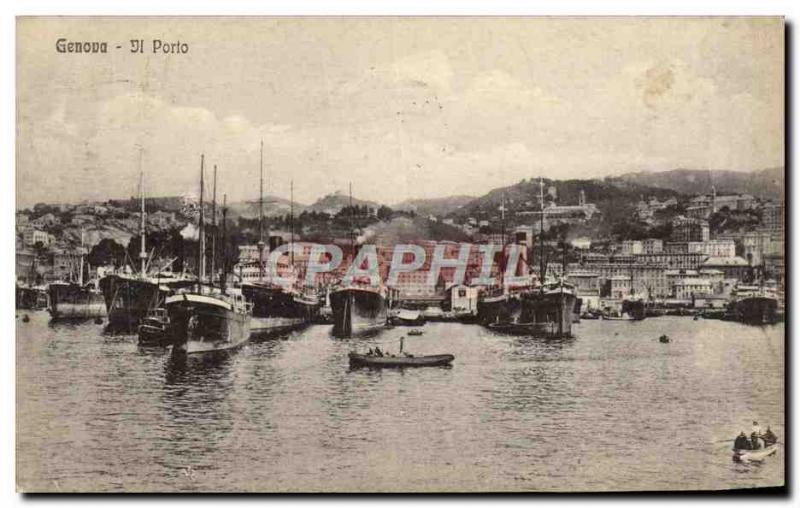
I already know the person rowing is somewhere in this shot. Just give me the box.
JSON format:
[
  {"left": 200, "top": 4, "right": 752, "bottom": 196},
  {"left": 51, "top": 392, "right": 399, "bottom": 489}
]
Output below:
[{"left": 734, "top": 432, "right": 751, "bottom": 450}]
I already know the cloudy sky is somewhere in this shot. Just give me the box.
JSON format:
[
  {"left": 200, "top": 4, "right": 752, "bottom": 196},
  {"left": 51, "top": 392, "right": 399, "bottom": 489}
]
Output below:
[{"left": 16, "top": 17, "right": 783, "bottom": 208}]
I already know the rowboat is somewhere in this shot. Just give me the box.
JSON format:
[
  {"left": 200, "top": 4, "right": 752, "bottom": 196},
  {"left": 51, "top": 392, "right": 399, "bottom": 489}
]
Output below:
[
  {"left": 348, "top": 352, "right": 454, "bottom": 368},
  {"left": 408, "top": 329, "right": 424, "bottom": 336},
  {"left": 733, "top": 445, "right": 777, "bottom": 462}
]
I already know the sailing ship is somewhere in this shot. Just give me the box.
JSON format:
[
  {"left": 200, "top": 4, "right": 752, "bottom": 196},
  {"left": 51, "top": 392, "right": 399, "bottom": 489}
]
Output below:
[
  {"left": 329, "top": 183, "right": 389, "bottom": 337},
  {"left": 239, "top": 144, "right": 319, "bottom": 335},
  {"left": 166, "top": 155, "right": 252, "bottom": 357},
  {"left": 99, "top": 148, "right": 194, "bottom": 330}
]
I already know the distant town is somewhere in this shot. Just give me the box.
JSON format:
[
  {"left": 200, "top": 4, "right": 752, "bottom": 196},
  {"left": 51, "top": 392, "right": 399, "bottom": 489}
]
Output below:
[{"left": 16, "top": 168, "right": 784, "bottom": 313}]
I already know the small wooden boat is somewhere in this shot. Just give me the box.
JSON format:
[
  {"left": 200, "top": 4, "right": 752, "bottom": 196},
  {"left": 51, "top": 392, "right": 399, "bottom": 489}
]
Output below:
[
  {"left": 349, "top": 352, "right": 454, "bottom": 368},
  {"left": 408, "top": 329, "right": 424, "bottom": 336},
  {"left": 733, "top": 444, "right": 777, "bottom": 462}
]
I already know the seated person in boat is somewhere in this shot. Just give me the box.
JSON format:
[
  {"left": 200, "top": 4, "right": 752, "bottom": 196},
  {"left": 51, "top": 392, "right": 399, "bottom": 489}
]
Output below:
[
  {"left": 763, "top": 427, "right": 777, "bottom": 446},
  {"left": 734, "top": 432, "right": 751, "bottom": 450},
  {"left": 750, "top": 431, "right": 762, "bottom": 450}
]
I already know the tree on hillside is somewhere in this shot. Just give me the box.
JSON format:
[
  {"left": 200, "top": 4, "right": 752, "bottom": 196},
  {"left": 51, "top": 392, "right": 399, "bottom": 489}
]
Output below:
[{"left": 88, "top": 238, "right": 126, "bottom": 267}]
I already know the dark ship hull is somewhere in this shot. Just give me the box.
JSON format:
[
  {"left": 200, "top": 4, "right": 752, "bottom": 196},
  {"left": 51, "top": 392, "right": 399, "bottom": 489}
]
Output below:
[
  {"left": 330, "top": 287, "right": 387, "bottom": 337},
  {"left": 519, "top": 290, "right": 577, "bottom": 338},
  {"left": 621, "top": 299, "right": 647, "bottom": 321},
  {"left": 165, "top": 292, "right": 252, "bottom": 357},
  {"left": 477, "top": 292, "right": 523, "bottom": 326},
  {"left": 16, "top": 285, "right": 48, "bottom": 310},
  {"left": 732, "top": 296, "right": 779, "bottom": 325},
  {"left": 240, "top": 283, "right": 319, "bottom": 336},
  {"left": 48, "top": 282, "right": 107, "bottom": 320},
  {"left": 99, "top": 274, "right": 195, "bottom": 330}
]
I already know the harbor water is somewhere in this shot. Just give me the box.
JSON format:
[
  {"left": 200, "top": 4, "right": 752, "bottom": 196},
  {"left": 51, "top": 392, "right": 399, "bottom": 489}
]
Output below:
[{"left": 16, "top": 313, "right": 784, "bottom": 492}]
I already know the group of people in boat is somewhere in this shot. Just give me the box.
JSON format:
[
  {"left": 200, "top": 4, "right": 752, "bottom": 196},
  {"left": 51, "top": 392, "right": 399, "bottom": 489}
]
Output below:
[
  {"left": 734, "top": 421, "right": 778, "bottom": 451},
  {"left": 364, "top": 337, "right": 414, "bottom": 358}
]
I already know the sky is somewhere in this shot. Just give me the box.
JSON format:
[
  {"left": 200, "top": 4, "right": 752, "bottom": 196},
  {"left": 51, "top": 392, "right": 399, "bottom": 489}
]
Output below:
[{"left": 16, "top": 17, "right": 784, "bottom": 208}]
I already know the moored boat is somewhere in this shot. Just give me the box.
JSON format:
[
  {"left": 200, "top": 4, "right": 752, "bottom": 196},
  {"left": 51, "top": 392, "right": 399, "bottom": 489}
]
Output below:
[
  {"left": 390, "top": 308, "right": 425, "bottom": 326},
  {"left": 48, "top": 281, "right": 107, "bottom": 320},
  {"left": 137, "top": 307, "right": 171, "bottom": 346},
  {"left": 16, "top": 284, "right": 49, "bottom": 310},
  {"left": 166, "top": 155, "right": 252, "bottom": 357},
  {"left": 166, "top": 287, "right": 252, "bottom": 357},
  {"left": 330, "top": 284, "right": 389, "bottom": 337},
  {"left": 730, "top": 286, "right": 779, "bottom": 325}
]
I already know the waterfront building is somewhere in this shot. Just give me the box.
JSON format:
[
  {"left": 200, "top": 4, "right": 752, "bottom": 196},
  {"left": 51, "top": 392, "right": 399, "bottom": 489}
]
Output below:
[
  {"left": 701, "top": 256, "right": 750, "bottom": 281},
  {"left": 446, "top": 284, "right": 480, "bottom": 315},
  {"left": 673, "top": 278, "right": 712, "bottom": 300}
]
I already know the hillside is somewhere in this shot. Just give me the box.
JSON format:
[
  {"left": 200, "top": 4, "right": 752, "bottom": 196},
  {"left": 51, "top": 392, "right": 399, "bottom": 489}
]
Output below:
[
  {"left": 617, "top": 167, "right": 784, "bottom": 200},
  {"left": 393, "top": 195, "right": 476, "bottom": 217},
  {"left": 307, "top": 192, "right": 381, "bottom": 215},
  {"left": 227, "top": 196, "right": 309, "bottom": 219}
]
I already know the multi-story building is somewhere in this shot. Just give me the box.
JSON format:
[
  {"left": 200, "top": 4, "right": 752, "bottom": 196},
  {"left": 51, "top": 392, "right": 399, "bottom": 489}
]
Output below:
[
  {"left": 664, "top": 240, "right": 736, "bottom": 258},
  {"left": 607, "top": 275, "right": 631, "bottom": 299},
  {"left": 701, "top": 256, "right": 750, "bottom": 281},
  {"left": 642, "top": 238, "right": 664, "bottom": 254},
  {"left": 633, "top": 252, "right": 708, "bottom": 270},
  {"left": 760, "top": 201, "right": 784, "bottom": 231},
  {"left": 22, "top": 228, "right": 52, "bottom": 247},
  {"left": 671, "top": 216, "right": 710, "bottom": 242},
  {"left": 673, "top": 278, "right": 712, "bottom": 300},
  {"left": 620, "top": 240, "right": 643, "bottom": 255}
]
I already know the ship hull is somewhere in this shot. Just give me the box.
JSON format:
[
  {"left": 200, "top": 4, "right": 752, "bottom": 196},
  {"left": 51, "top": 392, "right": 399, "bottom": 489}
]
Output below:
[
  {"left": 519, "top": 290, "right": 577, "bottom": 338},
  {"left": 733, "top": 296, "right": 779, "bottom": 325},
  {"left": 240, "top": 283, "right": 318, "bottom": 336},
  {"left": 621, "top": 299, "right": 647, "bottom": 321},
  {"left": 330, "top": 288, "right": 387, "bottom": 337},
  {"left": 477, "top": 293, "right": 522, "bottom": 325},
  {"left": 48, "top": 283, "right": 107, "bottom": 320},
  {"left": 166, "top": 294, "right": 251, "bottom": 357},
  {"left": 16, "top": 285, "right": 48, "bottom": 310},
  {"left": 99, "top": 275, "right": 193, "bottom": 330}
]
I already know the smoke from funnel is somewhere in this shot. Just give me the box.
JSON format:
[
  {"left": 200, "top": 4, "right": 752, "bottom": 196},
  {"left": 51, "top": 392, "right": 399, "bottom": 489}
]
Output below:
[{"left": 181, "top": 223, "right": 199, "bottom": 241}]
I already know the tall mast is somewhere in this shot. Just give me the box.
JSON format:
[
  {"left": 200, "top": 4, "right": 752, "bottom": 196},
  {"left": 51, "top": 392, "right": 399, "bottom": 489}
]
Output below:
[
  {"left": 211, "top": 164, "right": 217, "bottom": 284},
  {"left": 539, "top": 177, "right": 545, "bottom": 286},
  {"left": 221, "top": 194, "right": 228, "bottom": 294},
  {"left": 138, "top": 146, "right": 147, "bottom": 277},
  {"left": 501, "top": 193, "right": 506, "bottom": 247},
  {"left": 198, "top": 154, "right": 206, "bottom": 283},
  {"left": 349, "top": 182, "right": 354, "bottom": 259},
  {"left": 79, "top": 229, "right": 85, "bottom": 286},
  {"left": 258, "top": 140, "right": 265, "bottom": 281},
  {"left": 290, "top": 180, "right": 295, "bottom": 267}
]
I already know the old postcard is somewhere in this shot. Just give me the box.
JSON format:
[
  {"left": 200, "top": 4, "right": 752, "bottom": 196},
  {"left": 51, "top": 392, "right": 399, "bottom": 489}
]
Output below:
[{"left": 15, "top": 16, "right": 784, "bottom": 493}]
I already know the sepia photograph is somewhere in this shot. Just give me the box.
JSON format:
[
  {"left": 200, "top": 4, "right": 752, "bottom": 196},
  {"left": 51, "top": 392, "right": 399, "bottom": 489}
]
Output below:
[{"left": 14, "top": 16, "right": 785, "bottom": 493}]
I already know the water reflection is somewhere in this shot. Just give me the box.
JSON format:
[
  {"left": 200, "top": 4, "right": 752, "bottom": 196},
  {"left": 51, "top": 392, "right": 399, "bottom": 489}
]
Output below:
[{"left": 16, "top": 317, "right": 784, "bottom": 492}]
